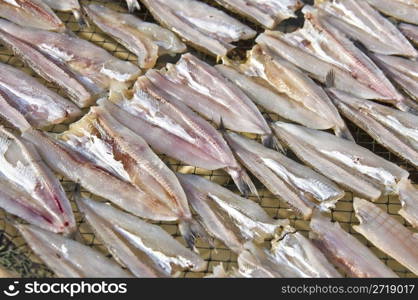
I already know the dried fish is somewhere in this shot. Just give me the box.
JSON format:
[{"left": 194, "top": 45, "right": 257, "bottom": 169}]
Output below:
[
  {"left": 399, "top": 23, "right": 418, "bottom": 46},
  {"left": 315, "top": 0, "right": 417, "bottom": 57},
  {"left": 310, "top": 212, "right": 398, "bottom": 277},
  {"left": 329, "top": 89, "right": 418, "bottom": 168},
  {"left": 224, "top": 132, "right": 344, "bottom": 219},
  {"left": 0, "top": 0, "right": 65, "bottom": 32},
  {"left": 16, "top": 224, "right": 132, "bottom": 278},
  {"left": 256, "top": 7, "right": 408, "bottom": 111},
  {"left": 215, "top": 0, "right": 303, "bottom": 29},
  {"left": 138, "top": 0, "right": 256, "bottom": 57},
  {"left": 353, "top": 198, "right": 418, "bottom": 276},
  {"left": 218, "top": 45, "right": 352, "bottom": 139},
  {"left": 0, "top": 127, "right": 75, "bottom": 234},
  {"left": 0, "top": 63, "right": 81, "bottom": 128},
  {"left": 398, "top": 178, "right": 418, "bottom": 230},
  {"left": 99, "top": 76, "right": 257, "bottom": 196},
  {"left": 84, "top": 4, "right": 186, "bottom": 69},
  {"left": 0, "top": 20, "right": 141, "bottom": 107},
  {"left": 125, "top": 0, "right": 140, "bottom": 12},
  {"left": 272, "top": 122, "right": 410, "bottom": 201},
  {"left": 177, "top": 174, "right": 287, "bottom": 254},
  {"left": 147, "top": 53, "right": 279, "bottom": 148},
  {"left": 41, "top": 0, "right": 85, "bottom": 26},
  {"left": 77, "top": 197, "right": 207, "bottom": 277},
  {"left": 366, "top": 0, "right": 418, "bottom": 25}
]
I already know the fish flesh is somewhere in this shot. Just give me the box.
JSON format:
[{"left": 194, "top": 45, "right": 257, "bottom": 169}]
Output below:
[
  {"left": 0, "top": 127, "right": 75, "bottom": 234},
  {"left": 256, "top": 7, "right": 408, "bottom": 111},
  {"left": 353, "top": 197, "right": 418, "bottom": 276},
  {"left": 41, "top": 0, "right": 85, "bottom": 26},
  {"left": 215, "top": 0, "right": 303, "bottom": 29},
  {"left": 371, "top": 54, "right": 418, "bottom": 103},
  {"left": 315, "top": 0, "right": 417, "bottom": 58},
  {"left": 147, "top": 53, "right": 279, "bottom": 148},
  {"left": 99, "top": 76, "right": 257, "bottom": 196},
  {"left": 218, "top": 45, "right": 352, "bottom": 139},
  {"left": 310, "top": 212, "right": 398, "bottom": 277},
  {"left": 224, "top": 132, "right": 345, "bottom": 219},
  {"left": 399, "top": 23, "right": 418, "bottom": 46},
  {"left": 59, "top": 106, "right": 202, "bottom": 246},
  {"left": 366, "top": 0, "right": 418, "bottom": 25},
  {"left": 0, "top": 0, "right": 65, "bottom": 32},
  {"left": 16, "top": 224, "right": 132, "bottom": 278},
  {"left": 329, "top": 89, "right": 418, "bottom": 168},
  {"left": 272, "top": 122, "right": 410, "bottom": 201},
  {"left": 0, "top": 63, "right": 81, "bottom": 128},
  {"left": 138, "top": 0, "right": 256, "bottom": 57},
  {"left": 77, "top": 197, "right": 207, "bottom": 277},
  {"left": 84, "top": 4, "right": 186, "bottom": 69},
  {"left": 0, "top": 20, "right": 141, "bottom": 107},
  {"left": 177, "top": 174, "right": 287, "bottom": 253}
]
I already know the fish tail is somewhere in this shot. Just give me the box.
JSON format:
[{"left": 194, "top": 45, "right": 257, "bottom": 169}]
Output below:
[
  {"left": 226, "top": 167, "right": 258, "bottom": 198},
  {"left": 398, "top": 178, "right": 418, "bottom": 229},
  {"left": 262, "top": 134, "right": 285, "bottom": 153},
  {"left": 126, "top": 0, "right": 141, "bottom": 13},
  {"left": 179, "top": 218, "right": 211, "bottom": 252}
]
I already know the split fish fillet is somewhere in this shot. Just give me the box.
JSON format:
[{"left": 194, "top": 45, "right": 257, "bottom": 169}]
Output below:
[
  {"left": 16, "top": 224, "right": 132, "bottom": 278},
  {"left": 99, "top": 77, "right": 257, "bottom": 196},
  {"left": 84, "top": 4, "right": 186, "bottom": 69},
  {"left": 354, "top": 198, "right": 418, "bottom": 276},
  {"left": 0, "top": 127, "right": 75, "bottom": 234},
  {"left": 366, "top": 0, "right": 418, "bottom": 25},
  {"left": 400, "top": 23, "right": 418, "bottom": 46},
  {"left": 138, "top": 0, "right": 256, "bottom": 57}
]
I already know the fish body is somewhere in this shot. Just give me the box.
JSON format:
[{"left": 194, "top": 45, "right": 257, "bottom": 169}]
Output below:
[
  {"left": 315, "top": 0, "right": 417, "bottom": 57},
  {"left": 16, "top": 224, "right": 132, "bottom": 278},
  {"left": 310, "top": 212, "right": 398, "bottom": 277},
  {"left": 177, "top": 174, "right": 287, "bottom": 253},
  {"left": 147, "top": 53, "right": 278, "bottom": 148},
  {"left": 0, "top": 0, "right": 65, "bottom": 32},
  {"left": 84, "top": 4, "right": 186, "bottom": 69},
  {"left": 353, "top": 198, "right": 418, "bottom": 276},
  {"left": 99, "top": 76, "right": 257, "bottom": 196},
  {"left": 77, "top": 197, "right": 206, "bottom": 277},
  {"left": 225, "top": 132, "right": 344, "bottom": 219},
  {"left": 0, "top": 127, "right": 75, "bottom": 234},
  {"left": 138, "top": 0, "right": 256, "bottom": 56},
  {"left": 215, "top": 0, "right": 303, "bottom": 28},
  {"left": 366, "top": 0, "right": 418, "bottom": 25},
  {"left": 0, "top": 63, "right": 81, "bottom": 128},
  {"left": 400, "top": 23, "right": 418, "bottom": 46},
  {"left": 272, "top": 122, "right": 410, "bottom": 201}
]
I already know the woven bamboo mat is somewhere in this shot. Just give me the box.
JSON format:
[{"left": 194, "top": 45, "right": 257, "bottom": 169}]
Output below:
[{"left": 0, "top": 0, "right": 416, "bottom": 278}]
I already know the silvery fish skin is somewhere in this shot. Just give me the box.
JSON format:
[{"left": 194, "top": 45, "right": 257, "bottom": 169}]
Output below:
[
  {"left": 256, "top": 7, "right": 407, "bottom": 110},
  {"left": 271, "top": 226, "right": 342, "bottom": 278},
  {"left": 16, "top": 224, "right": 132, "bottom": 278},
  {"left": 0, "top": 20, "right": 141, "bottom": 107},
  {"left": 99, "top": 76, "right": 257, "bottom": 196},
  {"left": 272, "top": 122, "right": 410, "bottom": 201},
  {"left": 41, "top": 0, "right": 85, "bottom": 26},
  {"left": 353, "top": 198, "right": 418, "bottom": 276},
  {"left": 177, "top": 174, "right": 288, "bottom": 254},
  {"left": 224, "top": 132, "right": 345, "bottom": 219},
  {"left": 215, "top": 0, "right": 303, "bottom": 29},
  {"left": 138, "top": 0, "right": 256, "bottom": 57},
  {"left": 77, "top": 197, "right": 207, "bottom": 278},
  {"left": 219, "top": 45, "right": 352, "bottom": 139},
  {"left": 0, "top": 63, "right": 81, "bottom": 128},
  {"left": 0, "top": 0, "right": 65, "bottom": 32},
  {"left": 147, "top": 53, "right": 279, "bottom": 148},
  {"left": 329, "top": 89, "right": 418, "bottom": 168},
  {"left": 21, "top": 128, "right": 172, "bottom": 222},
  {"left": 310, "top": 212, "right": 398, "bottom": 277},
  {"left": 84, "top": 4, "right": 186, "bottom": 69},
  {"left": 59, "top": 106, "right": 198, "bottom": 238},
  {"left": 315, "top": 0, "right": 417, "bottom": 58},
  {"left": 0, "top": 127, "right": 75, "bottom": 235},
  {"left": 366, "top": 0, "right": 418, "bottom": 25},
  {"left": 400, "top": 23, "right": 418, "bottom": 46}
]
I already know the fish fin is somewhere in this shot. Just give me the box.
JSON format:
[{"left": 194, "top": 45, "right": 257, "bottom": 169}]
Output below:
[
  {"left": 179, "top": 218, "right": 211, "bottom": 252},
  {"left": 126, "top": 0, "right": 140, "bottom": 13},
  {"left": 261, "top": 134, "right": 285, "bottom": 153},
  {"left": 325, "top": 69, "right": 336, "bottom": 89},
  {"left": 226, "top": 167, "right": 258, "bottom": 198}
]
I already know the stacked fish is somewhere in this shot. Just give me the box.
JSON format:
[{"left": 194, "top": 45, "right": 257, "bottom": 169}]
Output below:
[{"left": 0, "top": 0, "right": 417, "bottom": 278}]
